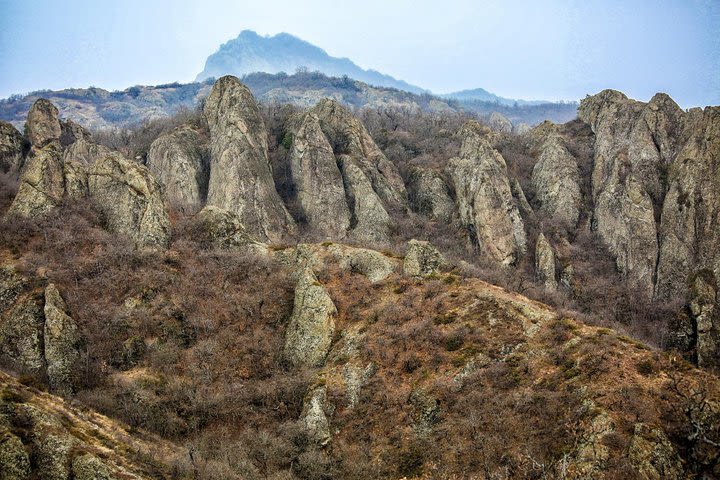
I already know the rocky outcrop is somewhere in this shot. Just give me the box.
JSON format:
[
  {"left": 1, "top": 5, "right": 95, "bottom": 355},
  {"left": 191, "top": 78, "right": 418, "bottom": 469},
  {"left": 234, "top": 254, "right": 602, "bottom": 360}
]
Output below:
[
  {"left": 403, "top": 239, "right": 444, "bottom": 277},
  {"left": 578, "top": 90, "right": 687, "bottom": 293},
  {"left": 530, "top": 130, "right": 582, "bottom": 229},
  {"left": 448, "top": 121, "right": 527, "bottom": 265},
  {"left": 288, "top": 113, "right": 351, "bottom": 237},
  {"left": 25, "top": 99, "right": 61, "bottom": 148},
  {"left": 193, "top": 205, "right": 256, "bottom": 248},
  {"left": 535, "top": 233, "right": 557, "bottom": 291},
  {"left": 5, "top": 143, "right": 65, "bottom": 218},
  {"left": 655, "top": 107, "right": 720, "bottom": 300},
  {"left": 43, "top": 284, "right": 81, "bottom": 395},
  {"left": 488, "top": 112, "right": 512, "bottom": 133},
  {"left": 627, "top": 423, "right": 683, "bottom": 479},
  {"left": 513, "top": 122, "right": 531, "bottom": 135},
  {"left": 406, "top": 166, "right": 455, "bottom": 223},
  {"left": 204, "top": 75, "right": 296, "bottom": 242},
  {"left": 146, "top": 125, "right": 208, "bottom": 206},
  {"left": 687, "top": 271, "right": 719, "bottom": 369},
  {"left": 88, "top": 153, "right": 171, "bottom": 248},
  {"left": 300, "top": 386, "right": 331, "bottom": 446},
  {"left": 284, "top": 268, "right": 337, "bottom": 368},
  {"left": 307, "top": 99, "right": 407, "bottom": 211},
  {"left": 338, "top": 155, "right": 391, "bottom": 244},
  {"left": 0, "top": 266, "right": 45, "bottom": 373},
  {"left": 0, "top": 429, "right": 31, "bottom": 479},
  {"left": 0, "top": 121, "right": 26, "bottom": 174}
]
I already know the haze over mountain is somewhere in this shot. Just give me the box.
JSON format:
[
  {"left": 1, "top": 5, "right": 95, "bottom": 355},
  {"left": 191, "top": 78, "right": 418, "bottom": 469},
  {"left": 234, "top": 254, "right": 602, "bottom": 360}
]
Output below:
[{"left": 196, "top": 30, "right": 428, "bottom": 95}]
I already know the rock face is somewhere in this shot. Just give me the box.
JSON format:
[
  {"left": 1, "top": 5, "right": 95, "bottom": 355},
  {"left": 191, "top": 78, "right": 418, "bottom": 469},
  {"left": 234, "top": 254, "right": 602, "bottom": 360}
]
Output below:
[
  {"left": 406, "top": 166, "right": 456, "bottom": 223},
  {"left": 0, "top": 121, "right": 26, "bottom": 173},
  {"left": 688, "top": 271, "right": 719, "bottom": 369},
  {"left": 0, "top": 430, "right": 31, "bottom": 479},
  {"left": 627, "top": 423, "right": 684, "bottom": 479},
  {"left": 578, "top": 90, "right": 685, "bottom": 293},
  {"left": 307, "top": 99, "right": 407, "bottom": 211},
  {"left": 193, "top": 205, "right": 255, "bottom": 248},
  {"left": 338, "top": 155, "right": 392, "bottom": 244},
  {"left": 530, "top": 127, "right": 582, "bottom": 229},
  {"left": 535, "top": 233, "right": 557, "bottom": 291},
  {"left": 284, "top": 269, "right": 337, "bottom": 368},
  {"left": 146, "top": 125, "right": 208, "bottom": 206},
  {"left": 488, "top": 112, "right": 512, "bottom": 133},
  {"left": 403, "top": 239, "right": 444, "bottom": 277},
  {"left": 43, "top": 284, "right": 81, "bottom": 395},
  {"left": 655, "top": 107, "right": 720, "bottom": 299},
  {"left": 204, "top": 75, "right": 296, "bottom": 242},
  {"left": 88, "top": 153, "right": 171, "bottom": 248},
  {"left": 0, "top": 266, "right": 45, "bottom": 374},
  {"left": 5, "top": 143, "right": 65, "bottom": 218},
  {"left": 25, "top": 99, "right": 61, "bottom": 148},
  {"left": 448, "top": 121, "right": 527, "bottom": 265},
  {"left": 288, "top": 113, "right": 351, "bottom": 237}
]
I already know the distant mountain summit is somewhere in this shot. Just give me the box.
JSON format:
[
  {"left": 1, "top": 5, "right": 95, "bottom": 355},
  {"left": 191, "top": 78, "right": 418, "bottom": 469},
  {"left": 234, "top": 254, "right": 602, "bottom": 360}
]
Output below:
[{"left": 196, "top": 30, "right": 427, "bottom": 94}]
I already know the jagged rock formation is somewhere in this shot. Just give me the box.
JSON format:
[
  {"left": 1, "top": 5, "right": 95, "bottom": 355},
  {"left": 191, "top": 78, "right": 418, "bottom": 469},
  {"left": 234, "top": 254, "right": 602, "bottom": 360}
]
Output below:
[
  {"left": 308, "top": 99, "right": 407, "bottom": 211},
  {"left": 627, "top": 423, "right": 684, "bottom": 479},
  {"left": 406, "top": 166, "right": 456, "bottom": 223},
  {"left": 5, "top": 143, "right": 65, "bottom": 218},
  {"left": 25, "top": 99, "right": 61, "bottom": 148},
  {"left": 146, "top": 125, "right": 208, "bottom": 206},
  {"left": 338, "top": 155, "right": 391, "bottom": 244},
  {"left": 513, "top": 122, "right": 531, "bottom": 135},
  {"left": 283, "top": 268, "right": 337, "bottom": 367},
  {"left": 510, "top": 178, "right": 535, "bottom": 221},
  {"left": 578, "top": 90, "right": 685, "bottom": 293},
  {"left": 655, "top": 107, "right": 720, "bottom": 299},
  {"left": 530, "top": 124, "right": 582, "bottom": 229},
  {"left": 43, "top": 284, "right": 81, "bottom": 396},
  {"left": 204, "top": 75, "right": 296, "bottom": 243},
  {"left": 288, "top": 113, "right": 351, "bottom": 237},
  {"left": 88, "top": 153, "right": 171, "bottom": 248},
  {"left": 448, "top": 121, "right": 527, "bottom": 265},
  {"left": 0, "top": 121, "right": 26, "bottom": 173},
  {"left": 403, "top": 239, "right": 444, "bottom": 277},
  {"left": 488, "top": 111, "right": 512, "bottom": 133},
  {"left": 535, "top": 233, "right": 557, "bottom": 291}
]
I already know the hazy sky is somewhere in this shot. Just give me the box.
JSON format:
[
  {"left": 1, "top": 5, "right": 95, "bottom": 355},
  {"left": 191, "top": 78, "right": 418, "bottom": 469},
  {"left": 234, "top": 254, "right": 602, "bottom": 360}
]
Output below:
[{"left": 0, "top": 0, "right": 718, "bottom": 106}]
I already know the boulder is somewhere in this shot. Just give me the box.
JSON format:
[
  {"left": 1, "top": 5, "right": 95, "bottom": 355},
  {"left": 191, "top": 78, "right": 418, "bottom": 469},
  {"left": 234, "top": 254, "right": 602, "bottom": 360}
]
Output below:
[
  {"left": 406, "top": 166, "right": 455, "bottom": 223},
  {"left": 88, "top": 153, "right": 171, "bottom": 248},
  {"left": 530, "top": 133, "right": 582, "bottom": 229},
  {"left": 193, "top": 205, "right": 256, "bottom": 249},
  {"left": 0, "top": 121, "right": 26, "bottom": 174},
  {"left": 5, "top": 144, "right": 64, "bottom": 218},
  {"left": 288, "top": 113, "right": 351, "bottom": 237},
  {"left": 147, "top": 125, "right": 208, "bottom": 206},
  {"left": 338, "top": 155, "right": 391, "bottom": 244},
  {"left": 25, "top": 99, "right": 61, "bottom": 148},
  {"left": 284, "top": 268, "right": 336, "bottom": 368},
  {"left": 447, "top": 121, "right": 527, "bottom": 265},
  {"left": 403, "top": 239, "right": 444, "bottom": 277},
  {"left": 43, "top": 284, "right": 81, "bottom": 395},
  {"left": 535, "top": 233, "right": 557, "bottom": 291},
  {"left": 204, "top": 76, "right": 296, "bottom": 242},
  {"left": 300, "top": 386, "right": 331, "bottom": 446},
  {"left": 488, "top": 112, "right": 512, "bottom": 133}
]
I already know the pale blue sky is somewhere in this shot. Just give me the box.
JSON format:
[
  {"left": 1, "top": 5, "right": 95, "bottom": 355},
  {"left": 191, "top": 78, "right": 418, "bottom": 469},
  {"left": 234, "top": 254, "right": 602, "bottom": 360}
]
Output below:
[{"left": 0, "top": 0, "right": 718, "bottom": 106}]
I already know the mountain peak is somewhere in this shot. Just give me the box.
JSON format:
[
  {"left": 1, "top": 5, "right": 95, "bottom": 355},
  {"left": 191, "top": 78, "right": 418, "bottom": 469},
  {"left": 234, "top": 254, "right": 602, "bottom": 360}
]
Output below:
[{"left": 196, "top": 31, "right": 427, "bottom": 94}]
